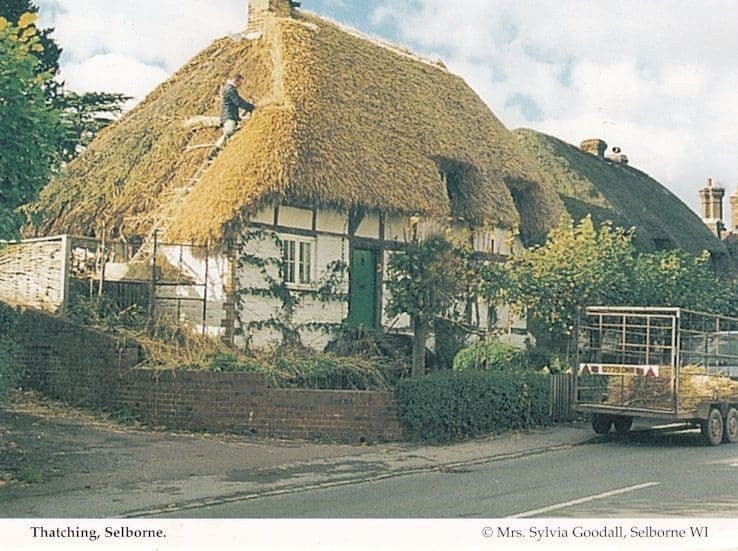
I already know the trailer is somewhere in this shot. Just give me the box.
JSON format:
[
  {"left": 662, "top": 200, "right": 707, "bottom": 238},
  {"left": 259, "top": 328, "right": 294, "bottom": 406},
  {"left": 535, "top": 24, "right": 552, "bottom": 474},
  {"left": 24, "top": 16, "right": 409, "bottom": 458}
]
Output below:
[{"left": 574, "top": 306, "right": 738, "bottom": 445}]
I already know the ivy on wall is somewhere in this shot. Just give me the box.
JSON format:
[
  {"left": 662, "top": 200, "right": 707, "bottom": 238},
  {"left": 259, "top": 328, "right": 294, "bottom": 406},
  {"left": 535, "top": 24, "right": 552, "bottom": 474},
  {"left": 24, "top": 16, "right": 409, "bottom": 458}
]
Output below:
[{"left": 233, "top": 227, "right": 348, "bottom": 347}]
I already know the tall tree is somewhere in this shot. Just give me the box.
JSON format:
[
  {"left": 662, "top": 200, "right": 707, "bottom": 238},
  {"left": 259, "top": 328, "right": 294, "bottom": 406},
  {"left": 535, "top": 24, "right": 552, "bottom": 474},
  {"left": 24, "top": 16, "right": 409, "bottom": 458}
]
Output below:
[
  {"left": 505, "top": 215, "right": 738, "bottom": 353},
  {"left": 0, "top": 12, "right": 62, "bottom": 238},
  {"left": 0, "top": 0, "right": 129, "bottom": 162},
  {"left": 0, "top": 0, "right": 60, "bottom": 75},
  {"left": 504, "top": 215, "right": 636, "bottom": 353},
  {"left": 386, "top": 233, "right": 472, "bottom": 377}
]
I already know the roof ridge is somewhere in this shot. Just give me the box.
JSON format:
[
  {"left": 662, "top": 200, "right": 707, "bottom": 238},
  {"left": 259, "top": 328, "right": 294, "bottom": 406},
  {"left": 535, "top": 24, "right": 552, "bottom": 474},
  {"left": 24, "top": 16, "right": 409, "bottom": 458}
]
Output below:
[
  {"left": 296, "top": 11, "right": 449, "bottom": 73},
  {"left": 256, "top": 17, "right": 292, "bottom": 110}
]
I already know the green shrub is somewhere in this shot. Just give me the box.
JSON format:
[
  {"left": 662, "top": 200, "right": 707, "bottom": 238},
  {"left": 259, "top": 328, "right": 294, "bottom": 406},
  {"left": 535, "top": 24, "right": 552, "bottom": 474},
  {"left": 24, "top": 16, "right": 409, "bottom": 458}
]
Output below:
[
  {"left": 208, "top": 353, "right": 261, "bottom": 372},
  {"left": 524, "top": 347, "right": 552, "bottom": 371},
  {"left": 452, "top": 340, "right": 527, "bottom": 372},
  {"left": 0, "top": 302, "right": 21, "bottom": 403},
  {"left": 396, "top": 370, "right": 550, "bottom": 441}
]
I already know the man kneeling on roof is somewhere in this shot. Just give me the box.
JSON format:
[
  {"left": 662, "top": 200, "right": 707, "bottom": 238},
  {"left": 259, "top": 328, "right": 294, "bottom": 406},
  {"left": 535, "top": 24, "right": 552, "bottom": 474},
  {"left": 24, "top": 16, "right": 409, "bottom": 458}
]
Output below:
[{"left": 208, "top": 73, "right": 255, "bottom": 159}]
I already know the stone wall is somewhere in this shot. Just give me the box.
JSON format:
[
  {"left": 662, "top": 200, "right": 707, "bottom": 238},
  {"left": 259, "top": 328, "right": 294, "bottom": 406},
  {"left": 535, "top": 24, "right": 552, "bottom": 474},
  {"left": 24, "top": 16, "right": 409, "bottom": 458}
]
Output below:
[{"left": 14, "top": 309, "right": 403, "bottom": 443}]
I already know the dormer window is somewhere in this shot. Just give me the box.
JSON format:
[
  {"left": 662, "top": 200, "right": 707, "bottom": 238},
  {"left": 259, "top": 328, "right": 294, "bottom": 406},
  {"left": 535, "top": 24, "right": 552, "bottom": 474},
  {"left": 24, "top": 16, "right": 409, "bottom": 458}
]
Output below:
[{"left": 434, "top": 158, "right": 472, "bottom": 219}]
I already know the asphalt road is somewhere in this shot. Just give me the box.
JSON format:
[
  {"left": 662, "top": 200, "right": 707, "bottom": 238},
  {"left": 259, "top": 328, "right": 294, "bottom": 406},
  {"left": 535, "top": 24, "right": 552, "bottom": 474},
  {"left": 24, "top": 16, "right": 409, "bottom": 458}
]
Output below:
[{"left": 153, "top": 426, "right": 738, "bottom": 518}]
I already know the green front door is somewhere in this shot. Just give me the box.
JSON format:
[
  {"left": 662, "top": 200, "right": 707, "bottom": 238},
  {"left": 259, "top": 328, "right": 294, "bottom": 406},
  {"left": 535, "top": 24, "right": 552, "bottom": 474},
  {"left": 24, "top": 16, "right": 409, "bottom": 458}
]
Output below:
[{"left": 348, "top": 248, "right": 377, "bottom": 327}]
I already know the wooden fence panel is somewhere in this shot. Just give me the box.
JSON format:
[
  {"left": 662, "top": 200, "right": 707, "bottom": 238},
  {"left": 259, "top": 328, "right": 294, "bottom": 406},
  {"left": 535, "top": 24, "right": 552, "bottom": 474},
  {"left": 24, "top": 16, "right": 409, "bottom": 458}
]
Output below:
[
  {"left": 0, "top": 235, "right": 70, "bottom": 312},
  {"left": 549, "top": 373, "right": 574, "bottom": 422}
]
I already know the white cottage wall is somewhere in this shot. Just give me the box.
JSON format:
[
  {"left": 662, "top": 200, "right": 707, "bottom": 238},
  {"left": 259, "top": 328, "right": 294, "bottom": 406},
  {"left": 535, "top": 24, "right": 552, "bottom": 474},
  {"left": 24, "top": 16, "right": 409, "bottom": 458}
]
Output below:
[
  {"left": 235, "top": 209, "right": 350, "bottom": 349},
  {"left": 168, "top": 203, "right": 530, "bottom": 350},
  {"left": 234, "top": 230, "right": 284, "bottom": 347},
  {"left": 385, "top": 214, "right": 408, "bottom": 243},
  {"left": 355, "top": 212, "right": 380, "bottom": 239},
  {"left": 154, "top": 244, "right": 229, "bottom": 336}
]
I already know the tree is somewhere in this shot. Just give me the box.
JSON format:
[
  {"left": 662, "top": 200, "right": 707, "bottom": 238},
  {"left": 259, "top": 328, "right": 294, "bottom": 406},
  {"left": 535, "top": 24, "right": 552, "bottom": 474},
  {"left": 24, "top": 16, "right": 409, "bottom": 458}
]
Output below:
[
  {"left": 0, "top": 12, "right": 62, "bottom": 238},
  {"left": 58, "top": 90, "right": 129, "bottom": 161},
  {"left": 0, "top": 0, "right": 128, "bottom": 162},
  {"left": 386, "top": 233, "right": 472, "bottom": 377},
  {"left": 631, "top": 250, "right": 738, "bottom": 316},
  {"left": 505, "top": 214, "right": 738, "bottom": 354},
  {"left": 0, "top": 2, "right": 128, "bottom": 236},
  {"left": 505, "top": 215, "right": 635, "bottom": 353},
  {"left": 0, "top": 0, "right": 60, "bottom": 76}
]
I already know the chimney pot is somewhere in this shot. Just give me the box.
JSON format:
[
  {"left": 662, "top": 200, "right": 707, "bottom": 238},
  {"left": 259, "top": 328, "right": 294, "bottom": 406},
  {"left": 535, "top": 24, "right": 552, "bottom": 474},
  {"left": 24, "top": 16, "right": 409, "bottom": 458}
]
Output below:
[
  {"left": 580, "top": 138, "right": 608, "bottom": 157},
  {"left": 606, "top": 146, "right": 628, "bottom": 165}
]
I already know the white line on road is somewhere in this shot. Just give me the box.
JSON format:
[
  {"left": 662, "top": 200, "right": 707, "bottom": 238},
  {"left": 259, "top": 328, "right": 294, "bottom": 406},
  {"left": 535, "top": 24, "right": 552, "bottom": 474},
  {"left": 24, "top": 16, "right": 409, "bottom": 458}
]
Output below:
[{"left": 507, "top": 482, "right": 660, "bottom": 518}]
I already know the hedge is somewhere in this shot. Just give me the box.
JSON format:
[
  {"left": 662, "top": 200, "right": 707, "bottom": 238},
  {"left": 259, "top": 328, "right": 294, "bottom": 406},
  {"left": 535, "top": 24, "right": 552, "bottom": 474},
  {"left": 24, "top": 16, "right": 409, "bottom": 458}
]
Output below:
[
  {"left": 396, "top": 370, "right": 550, "bottom": 441},
  {"left": 453, "top": 340, "right": 528, "bottom": 372}
]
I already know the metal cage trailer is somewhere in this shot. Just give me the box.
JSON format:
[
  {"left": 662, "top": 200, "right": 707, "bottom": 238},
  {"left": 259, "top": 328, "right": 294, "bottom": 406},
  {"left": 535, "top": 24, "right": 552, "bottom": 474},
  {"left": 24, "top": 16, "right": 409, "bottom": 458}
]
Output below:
[{"left": 575, "top": 306, "right": 738, "bottom": 445}]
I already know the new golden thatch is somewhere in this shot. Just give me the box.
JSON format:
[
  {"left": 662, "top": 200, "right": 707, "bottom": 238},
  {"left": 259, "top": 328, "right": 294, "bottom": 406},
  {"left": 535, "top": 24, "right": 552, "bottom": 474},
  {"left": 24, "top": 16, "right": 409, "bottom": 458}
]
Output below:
[
  {"left": 514, "top": 129, "right": 728, "bottom": 259},
  {"left": 28, "top": 10, "right": 563, "bottom": 245}
]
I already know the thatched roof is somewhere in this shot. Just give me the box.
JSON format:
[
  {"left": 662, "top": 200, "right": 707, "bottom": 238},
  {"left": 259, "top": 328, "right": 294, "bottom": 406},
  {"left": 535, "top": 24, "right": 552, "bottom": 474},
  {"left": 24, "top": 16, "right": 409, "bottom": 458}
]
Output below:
[
  {"left": 513, "top": 128, "right": 728, "bottom": 258},
  {"left": 28, "top": 10, "right": 562, "bottom": 244}
]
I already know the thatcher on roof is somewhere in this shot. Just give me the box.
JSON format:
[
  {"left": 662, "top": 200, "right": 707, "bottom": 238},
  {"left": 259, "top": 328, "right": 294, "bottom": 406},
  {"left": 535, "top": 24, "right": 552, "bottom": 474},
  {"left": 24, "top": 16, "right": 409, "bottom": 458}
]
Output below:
[{"left": 27, "top": 9, "right": 563, "bottom": 245}]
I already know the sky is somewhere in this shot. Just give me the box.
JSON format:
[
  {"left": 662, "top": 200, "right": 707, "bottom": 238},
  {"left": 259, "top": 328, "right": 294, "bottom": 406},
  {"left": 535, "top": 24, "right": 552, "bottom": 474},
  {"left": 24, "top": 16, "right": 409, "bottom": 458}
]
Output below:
[{"left": 34, "top": 0, "right": 738, "bottom": 216}]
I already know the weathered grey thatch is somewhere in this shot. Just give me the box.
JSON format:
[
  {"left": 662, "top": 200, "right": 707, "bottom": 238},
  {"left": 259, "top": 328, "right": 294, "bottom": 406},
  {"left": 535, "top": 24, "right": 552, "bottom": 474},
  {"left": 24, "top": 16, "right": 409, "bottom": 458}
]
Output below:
[{"left": 514, "top": 128, "right": 728, "bottom": 260}]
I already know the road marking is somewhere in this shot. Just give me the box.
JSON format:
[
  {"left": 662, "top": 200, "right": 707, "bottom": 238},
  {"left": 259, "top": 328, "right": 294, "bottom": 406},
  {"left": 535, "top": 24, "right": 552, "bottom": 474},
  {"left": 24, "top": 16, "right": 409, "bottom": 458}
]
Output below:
[{"left": 507, "top": 482, "right": 660, "bottom": 518}]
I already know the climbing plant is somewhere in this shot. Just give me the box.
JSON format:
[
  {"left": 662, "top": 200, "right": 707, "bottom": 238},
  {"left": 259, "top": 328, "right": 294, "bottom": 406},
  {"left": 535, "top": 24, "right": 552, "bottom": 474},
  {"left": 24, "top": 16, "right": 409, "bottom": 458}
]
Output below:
[{"left": 233, "top": 228, "right": 348, "bottom": 347}]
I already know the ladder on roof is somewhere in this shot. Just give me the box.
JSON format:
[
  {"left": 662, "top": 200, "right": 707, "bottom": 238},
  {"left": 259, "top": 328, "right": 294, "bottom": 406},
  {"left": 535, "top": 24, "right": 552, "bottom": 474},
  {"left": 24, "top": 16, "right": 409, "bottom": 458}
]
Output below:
[
  {"left": 128, "top": 112, "right": 251, "bottom": 264},
  {"left": 128, "top": 152, "right": 215, "bottom": 264}
]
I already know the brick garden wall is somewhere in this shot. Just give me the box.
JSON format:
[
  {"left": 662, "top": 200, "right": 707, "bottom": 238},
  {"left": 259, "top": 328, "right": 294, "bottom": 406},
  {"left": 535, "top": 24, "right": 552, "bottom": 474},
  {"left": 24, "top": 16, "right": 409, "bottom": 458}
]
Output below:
[
  {"left": 118, "top": 370, "right": 402, "bottom": 442},
  {"left": 13, "top": 309, "right": 404, "bottom": 442},
  {"left": 15, "top": 309, "right": 139, "bottom": 408}
]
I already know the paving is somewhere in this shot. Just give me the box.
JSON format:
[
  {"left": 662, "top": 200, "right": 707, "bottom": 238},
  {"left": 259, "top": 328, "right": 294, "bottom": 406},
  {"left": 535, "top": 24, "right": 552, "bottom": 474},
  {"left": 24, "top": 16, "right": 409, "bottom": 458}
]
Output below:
[{"left": 0, "top": 392, "right": 595, "bottom": 518}]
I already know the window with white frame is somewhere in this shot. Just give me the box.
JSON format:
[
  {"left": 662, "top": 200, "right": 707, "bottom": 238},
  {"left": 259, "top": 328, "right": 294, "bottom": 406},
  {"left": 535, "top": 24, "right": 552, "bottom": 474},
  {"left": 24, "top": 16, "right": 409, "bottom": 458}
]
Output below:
[{"left": 282, "top": 237, "right": 314, "bottom": 285}]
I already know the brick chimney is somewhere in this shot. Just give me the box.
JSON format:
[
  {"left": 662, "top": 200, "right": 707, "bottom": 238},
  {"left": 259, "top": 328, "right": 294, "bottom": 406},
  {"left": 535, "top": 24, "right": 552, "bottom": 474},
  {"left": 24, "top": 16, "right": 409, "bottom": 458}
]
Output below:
[
  {"left": 580, "top": 138, "right": 607, "bottom": 158},
  {"left": 247, "top": 0, "right": 300, "bottom": 33},
  {"left": 699, "top": 178, "right": 726, "bottom": 237},
  {"left": 730, "top": 188, "right": 738, "bottom": 232}
]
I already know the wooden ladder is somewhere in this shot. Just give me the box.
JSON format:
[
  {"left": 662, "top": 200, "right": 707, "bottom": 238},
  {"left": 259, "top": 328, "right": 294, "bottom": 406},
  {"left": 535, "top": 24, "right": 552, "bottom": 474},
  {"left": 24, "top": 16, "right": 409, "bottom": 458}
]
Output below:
[{"left": 128, "top": 152, "right": 214, "bottom": 263}]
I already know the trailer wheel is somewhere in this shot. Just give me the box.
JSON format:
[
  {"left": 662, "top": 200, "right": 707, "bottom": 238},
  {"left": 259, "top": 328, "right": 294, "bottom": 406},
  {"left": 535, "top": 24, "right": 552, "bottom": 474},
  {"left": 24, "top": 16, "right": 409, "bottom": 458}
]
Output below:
[
  {"left": 701, "top": 408, "right": 723, "bottom": 446},
  {"left": 613, "top": 416, "right": 633, "bottom": 434},
  {"left": 592, "top": 414, "right": 613, "bottom": 434},
  {"left": 723, "top": 407, "right": 738, "bottom": 444}
]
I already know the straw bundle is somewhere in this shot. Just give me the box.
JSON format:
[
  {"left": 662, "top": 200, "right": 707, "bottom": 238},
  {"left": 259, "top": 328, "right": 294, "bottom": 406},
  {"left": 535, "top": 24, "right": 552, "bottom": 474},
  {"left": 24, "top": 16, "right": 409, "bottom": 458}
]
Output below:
[
  {"left": 602, "top": 365, "right": 738, "bottom": 414},
  {"left": 678, "top": 365, "right": 738, "bottom": 412}
]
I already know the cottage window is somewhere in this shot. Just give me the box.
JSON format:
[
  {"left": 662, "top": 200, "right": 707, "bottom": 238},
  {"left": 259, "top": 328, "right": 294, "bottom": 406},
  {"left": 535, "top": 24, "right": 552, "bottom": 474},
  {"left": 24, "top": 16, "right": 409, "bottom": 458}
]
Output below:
[
  {"left": 282, "top": 237, "right": 314, "bottom": 285},
  {"left": 472, "top": 229, "right": 495, "bottom": 253}
]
